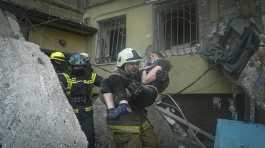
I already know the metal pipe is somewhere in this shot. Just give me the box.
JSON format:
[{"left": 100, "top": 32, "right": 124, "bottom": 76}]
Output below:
[
  {"left": 111, "top": 20, "right": 116, "bottom": 61},
  {"left": 156, "top": 106, "right": 215, "bottom": 141},
  {"left": 120, "top": 17, "right": 126, "bottom": 51},
  {"left": 95, "top": 23, "right": 101, "bottom": 63},
  {"left": 115, "top": 18, "right": 121, "bottom": 60},
  {"left": 158, "top": 9, "right": 161, "bottom": 50},
  {"left": 102, "top": 23, "right": 107, "bottom": 60},
  {"left": 159, "top": 94, "right": 208, "bottom": 148}
]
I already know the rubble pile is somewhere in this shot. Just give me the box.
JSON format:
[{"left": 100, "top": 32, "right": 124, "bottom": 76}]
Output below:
[
  {"left": 199, "top": 16, "right": 265, "bottom": 115},
  {"left": 0, "top": 9, "right": 88, "bottom": 148},
  {"left": 239, "top": 46, "right": 265, "bottom": 111},
  {"left": 199, "top": 18, "right": 260, "bottom": 74}
]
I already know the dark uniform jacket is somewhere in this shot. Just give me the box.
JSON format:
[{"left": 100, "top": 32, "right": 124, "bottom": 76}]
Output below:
[
  {"left": 58, "top": 71, "right": 102, "bottom": 109},
  {"left": 51, "top": 60, "right": 69, "bottom": 74},
  {"left": 101, "top": 69, "right": 156, "bottom": 126}
]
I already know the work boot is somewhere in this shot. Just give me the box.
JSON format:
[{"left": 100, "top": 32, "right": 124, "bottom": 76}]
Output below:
[{"left": 107, "top": 103, "right": 131, "bottom": 119}]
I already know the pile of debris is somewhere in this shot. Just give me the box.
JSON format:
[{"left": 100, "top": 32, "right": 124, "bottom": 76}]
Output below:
[
  {"left": 198, "top": 17, "right": 265, "bottom": 120},
  {"left": 199, "top": 18, "right": 261, "bottom": 74}
]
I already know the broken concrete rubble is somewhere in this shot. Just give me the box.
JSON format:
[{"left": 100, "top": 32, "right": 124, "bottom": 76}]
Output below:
[
  {"left": 147, "top": 104, "right": 202, "bottom": 148},
  {"left": 239, "top": 47, "right": 265, "bottom": 113},
  {"left": 199, "top": 17, "right": 260, "bottom": 74},
  {"left": 0, "top": 9, "right": 88, "bottom": 148},
  {"left": 199, "top": 15, "right": 265, "bottom": 120}
]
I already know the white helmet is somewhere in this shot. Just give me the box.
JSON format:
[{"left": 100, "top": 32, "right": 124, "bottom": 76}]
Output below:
[
  {"left": 80, "top": 52, "right": 89, "bottom": 57},
  {"left": 117, "top": 48, "right": 142, "bottom": 67}
]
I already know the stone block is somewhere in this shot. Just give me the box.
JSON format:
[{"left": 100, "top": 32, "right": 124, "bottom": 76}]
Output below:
[{"left": 0, "top": 9, "right": 87, "bottom": 148}]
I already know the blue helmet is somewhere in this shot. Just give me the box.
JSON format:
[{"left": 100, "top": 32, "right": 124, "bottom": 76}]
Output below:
[{"left": 68, "top": 53, "right": 88, "bottom": 66}]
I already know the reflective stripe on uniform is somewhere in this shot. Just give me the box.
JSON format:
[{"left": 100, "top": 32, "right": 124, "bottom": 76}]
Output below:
[
  {"left": 109, "top": 120, "right": 152, "bottom": 133},
  {"left": 84, "top": 73, "right": 96, "bottom": 84},
  {"left": 73, "top": 106, "right": 93, "bottom": 113},
  {"left": 85, "top": 106, "right": 93, "bottom": 112},
  {"left": 62, "top": 72, "right": 97, "bottom": 95},
  {"left": 62, "top": 73, "right": 72, "bottom": 95}
]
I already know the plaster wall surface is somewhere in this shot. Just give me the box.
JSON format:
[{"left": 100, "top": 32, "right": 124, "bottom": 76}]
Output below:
[{"left": 28, "top": 26, "right": 89, "bottom": 52}]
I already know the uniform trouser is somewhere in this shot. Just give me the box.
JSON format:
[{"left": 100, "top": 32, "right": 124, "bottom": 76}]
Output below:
[
  {"left": 110, "top": 125, "right": 160, "bottom": 148},
  {"left": 76, "top": 110, "right": 95, "bottom": 148}
]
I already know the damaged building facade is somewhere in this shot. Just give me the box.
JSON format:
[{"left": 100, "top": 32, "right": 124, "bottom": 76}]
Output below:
[
  {"left": 1, "top": 0, "right": 265, "bottom": 147},
  {"left": 84, "top": 0, "right": 265, "bottom": 147},
  {"left": 84, "top": 0, "right": 236, "bottom": 94},
  {"left": 0, "top": 0, "right": 97, "bottom": 53}
]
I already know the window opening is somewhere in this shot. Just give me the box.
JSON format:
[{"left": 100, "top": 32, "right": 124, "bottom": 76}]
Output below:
[
  {"left": 154, "top": 1, "right": 198, "bottom": 51},
  {"left": 96, "top": 15, "right": 126, "bottom": 64}
]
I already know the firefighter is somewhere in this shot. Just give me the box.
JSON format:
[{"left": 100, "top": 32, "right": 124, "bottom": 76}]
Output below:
[
  {"left": 49, "top": 51, "right": 68, "bottom": 73},
  {"left": 58, "top": 53, "right": 103, "bottom": 148},
  {"left": 101, "top": 48, "right": 160, "bottom": 148}
]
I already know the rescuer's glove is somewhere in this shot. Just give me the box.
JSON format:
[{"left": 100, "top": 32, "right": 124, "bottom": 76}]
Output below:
[{"left": 107, "top": 103, "right": 131, "bottom": 119}]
